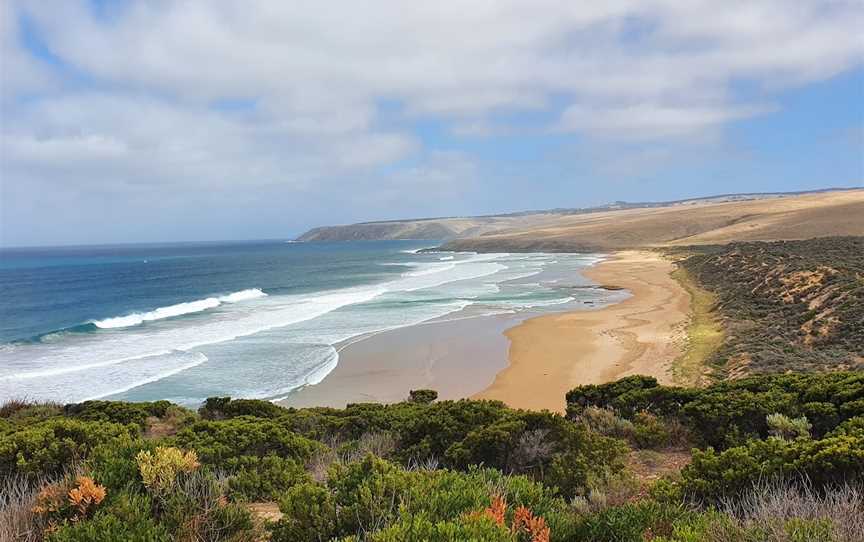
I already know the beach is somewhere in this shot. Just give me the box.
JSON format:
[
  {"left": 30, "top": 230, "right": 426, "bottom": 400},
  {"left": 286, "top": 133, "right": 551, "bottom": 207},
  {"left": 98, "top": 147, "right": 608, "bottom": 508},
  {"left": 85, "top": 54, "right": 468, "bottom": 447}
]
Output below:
[
  {"left": 475, "top": 250, "right": 688, "bottom": 412},
  {"left": 281, "top": 250, "right": 688, "bottom": 412},
  {"left": 279, "top": 313, "right": 519, "bottom": 408}
]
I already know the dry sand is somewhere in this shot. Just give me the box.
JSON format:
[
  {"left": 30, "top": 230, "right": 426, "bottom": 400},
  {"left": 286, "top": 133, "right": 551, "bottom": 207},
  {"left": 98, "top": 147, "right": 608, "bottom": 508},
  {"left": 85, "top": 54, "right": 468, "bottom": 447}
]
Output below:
[{"left": 475, "top": 251, "right": 688, "bottom": 412}]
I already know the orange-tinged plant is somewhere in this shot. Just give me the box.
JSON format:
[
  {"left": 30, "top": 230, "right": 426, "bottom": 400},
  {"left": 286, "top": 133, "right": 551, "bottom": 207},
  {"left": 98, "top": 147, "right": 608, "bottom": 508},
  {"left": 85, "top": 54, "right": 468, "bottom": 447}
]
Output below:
[
  {"left": 67, "top": 476, "right": 106, "bottom": 516},
  {"left": 469, "top": 495, "right": 551, "bottom": 542},
  {"left": 32, "top": 483, "right": 65, "bottom": 516},
  {"left": 511, "top": 504, "right": 550, "bottom": 542},
  {"left": 485, "top": 494, "right": 507, "bottom": 526},
  {"left": 32, "top": 475, "right": 107, "bottom": 530}
]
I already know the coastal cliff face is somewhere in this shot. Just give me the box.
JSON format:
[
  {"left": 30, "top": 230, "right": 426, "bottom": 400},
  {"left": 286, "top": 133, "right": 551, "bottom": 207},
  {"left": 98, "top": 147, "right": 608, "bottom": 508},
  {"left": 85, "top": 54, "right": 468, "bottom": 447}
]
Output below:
[
  {"left": 297, "top": 221, "right": 462, "bottom": 241},
  {"left": 295, "top": 214, "right": 560, "bottom": 242}
]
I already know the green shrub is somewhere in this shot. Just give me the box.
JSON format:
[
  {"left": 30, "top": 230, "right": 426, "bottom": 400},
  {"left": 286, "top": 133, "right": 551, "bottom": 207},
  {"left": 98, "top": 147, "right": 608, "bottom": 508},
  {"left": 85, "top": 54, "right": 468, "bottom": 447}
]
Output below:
[
  {"left": 0, "top": 418, "right": 136, "bottom": 476},
  {"left": 633, "top": 411, "right": 671, "bottom": 449},
  {"left": 87, "top": 438, "right": 152, "bottom": 494},
  {"left": 766, "top": 413, "right": 812, "bottom": 441},
  {"left": 573, "top": 500, "right": 693, "bottom": 542},
  {"left": 227, "top": 455, "right": 310, "bottom": 500},
  {"left": 567, "top": 372, "right": 864, "bottom": 449},
  {"left": 169, "top": 417, "right": 324, "bottom": 464},
  {"left": 361, "top": 513, "right": 513, "bottom": 542},
  {"left": 63, "top": 400, "right": 174, "bottom": 428},
  {"left": 273, "top": 482, "right": 338, "bottom": 542},
  {"left": 199, "top": 397, "right": 286, "bottom": 420},
  {"left": 1, "top": 401, "right": 63, "bottom": 427},
  {"left": 45, "top": 491, "right": 170, "bottom": 542},
  {"left": 275, "top": 456, "right": 577, "bottom": 541},
  {"left": 408, "top": 389, "right": 438, "bottom": 404},
  {"left": 682, "top": 432, "right": 864, "bottom": 501},
  {"left": 158, "top": 470, "right": 259, "bottom": 540},
  {"left": 574, "top": 406, "right": 635, "bottom": 440}
]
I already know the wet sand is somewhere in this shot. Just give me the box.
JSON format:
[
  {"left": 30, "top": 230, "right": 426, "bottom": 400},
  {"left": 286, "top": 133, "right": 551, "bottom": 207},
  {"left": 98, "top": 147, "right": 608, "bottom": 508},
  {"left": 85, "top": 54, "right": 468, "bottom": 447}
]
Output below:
[
  {"left": 279, "top": 314, "right": 519, "bottom": 408},
  {"left": 474, "top": 251, "right": 688, "bottom": 412}
]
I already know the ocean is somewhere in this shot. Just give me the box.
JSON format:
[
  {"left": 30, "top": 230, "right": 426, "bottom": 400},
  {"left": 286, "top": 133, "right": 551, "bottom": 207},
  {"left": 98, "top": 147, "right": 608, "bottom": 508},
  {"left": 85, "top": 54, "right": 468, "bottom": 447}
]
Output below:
[{"left": 0, "top": 240, "right": 622, "bottom": 405}]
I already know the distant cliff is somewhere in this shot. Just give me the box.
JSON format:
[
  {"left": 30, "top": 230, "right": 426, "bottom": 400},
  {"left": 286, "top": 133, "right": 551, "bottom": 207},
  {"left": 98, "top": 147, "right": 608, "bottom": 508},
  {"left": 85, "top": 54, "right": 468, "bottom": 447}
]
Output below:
[
  {"left": 295, "top": 188, "right": 863, "bottom": 247},
  {"left": 295, "top": 215, "right": 543, "bottom": 242},
  {"left": 297, "top": 221, "right": 458, "bottom": 241}
]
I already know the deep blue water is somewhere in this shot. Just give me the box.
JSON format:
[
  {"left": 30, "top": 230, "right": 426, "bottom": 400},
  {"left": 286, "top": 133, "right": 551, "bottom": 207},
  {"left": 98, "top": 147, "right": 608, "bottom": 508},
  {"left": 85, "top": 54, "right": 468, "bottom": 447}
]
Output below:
[{"left": 0, "top": 240, "right": 616, "bottom": 404}]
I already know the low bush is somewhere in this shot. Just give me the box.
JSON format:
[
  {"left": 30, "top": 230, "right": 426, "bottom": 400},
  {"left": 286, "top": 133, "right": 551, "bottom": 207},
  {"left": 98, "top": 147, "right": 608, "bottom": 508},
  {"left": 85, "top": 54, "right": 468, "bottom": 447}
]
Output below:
[
  {"left": 0, "top": 418, "right": 136, "bottom": 476},
  {"left": 408, "top": 389, "right": 438, "bottom": 404},
  {"left": 63, "top": 400, "right": 175, "bottom": 429},
  {"left": 45, "top": 491, "right": 170, "bottom": 542},
  {"left": 168, "top": 417, "right": 324, "bottom": 464},
  {"left": 136, "top": 446, "right": 200, "bottom": 497},
  {"left": 158, "top": 470, "right": 259, "bottom": 541},
  {"left": 273, "top": 455, "right": 578, "bottom": 541},
  {"left": 199, "top": 396, "right": 286, "bottom": 420},
  {"left": 572, "top": 500, "right": 694, "bottom": 542},
  {"left": 682, "top": 433, "right": 864, "bottom": 501},
  {"left": 567, "top": 372, "right": 864, "bottom": 448},
  {"left": 632, "top": 411, "right": 671, "bottom": 449},
  {"left": 767, "top": 413, "right": 812, "bottom": 441},
  {"left": 226, "top": 454, "right": 310, "bottom": 501}
]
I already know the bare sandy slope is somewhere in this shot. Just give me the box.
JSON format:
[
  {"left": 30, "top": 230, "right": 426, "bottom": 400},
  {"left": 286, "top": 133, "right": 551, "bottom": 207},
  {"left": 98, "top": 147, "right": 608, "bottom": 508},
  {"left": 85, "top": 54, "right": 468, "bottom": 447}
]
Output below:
[
  {"left": 443, "top": 189, "right": 864, "bottom": 252},
  {"left": 475, "top": 251, "right": 689, "bottom": 413}
]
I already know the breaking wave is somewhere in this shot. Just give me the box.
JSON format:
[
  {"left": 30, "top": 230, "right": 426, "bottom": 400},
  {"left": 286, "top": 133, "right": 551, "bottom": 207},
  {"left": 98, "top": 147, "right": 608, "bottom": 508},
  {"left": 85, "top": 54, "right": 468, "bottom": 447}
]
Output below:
[{"left": 92, "top": 289, "right": 267, "bottom": 329}]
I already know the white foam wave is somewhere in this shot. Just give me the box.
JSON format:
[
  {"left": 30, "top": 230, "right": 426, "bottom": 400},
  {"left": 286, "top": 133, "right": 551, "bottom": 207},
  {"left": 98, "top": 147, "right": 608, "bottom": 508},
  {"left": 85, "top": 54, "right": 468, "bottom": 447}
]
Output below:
[
  {"left": 405, "top": 263, "right": 456, "bottom": 277},
  {"left": 92, "top": 288, "right": 267, "bottom": 329},
  {"left": 0, "top": 251, "right": 596, "bottom": 400},
  {"left": 219, "top": 288, "right": 267, "bottom": 303}
]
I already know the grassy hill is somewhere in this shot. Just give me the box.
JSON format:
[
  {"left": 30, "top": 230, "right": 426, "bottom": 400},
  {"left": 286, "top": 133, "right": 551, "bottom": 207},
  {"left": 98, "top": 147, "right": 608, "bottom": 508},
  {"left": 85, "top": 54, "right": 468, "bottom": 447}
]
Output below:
[
  {"left": 296, "top": 189, "right": 864, "bottom": 245},
  {"left": 670, "top": 238, "right": 864, "bottom": 379},
  {"left": 438, "top": 189, "right": 864, "bottom": 252}
]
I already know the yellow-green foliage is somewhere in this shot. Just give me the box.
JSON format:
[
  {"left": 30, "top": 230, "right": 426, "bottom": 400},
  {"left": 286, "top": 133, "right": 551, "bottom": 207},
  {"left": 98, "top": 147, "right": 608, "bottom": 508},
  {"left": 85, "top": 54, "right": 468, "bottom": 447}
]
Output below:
[
  {"left": 670, "top": 265, "right": 723, "bottom": 386},
  {"left": 136, "top": 446, "right": 199, "bottom": 496}
]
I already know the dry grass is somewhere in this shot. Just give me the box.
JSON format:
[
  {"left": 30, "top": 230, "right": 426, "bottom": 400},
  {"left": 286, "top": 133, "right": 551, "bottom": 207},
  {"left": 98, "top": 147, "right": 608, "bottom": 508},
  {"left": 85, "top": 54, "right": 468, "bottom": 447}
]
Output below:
[
  {"left": 0, "top": 475, "right": 51, "bottom": 542},
  {"left": 713, "top": 478, "right": 864, "bottom": 542},
  {"left": 0, "top": 398, "right": 62, "bottom": 420},
  {"left": 307, "top": 432, "right": 398, "bottom": 482},
  {"left": 0, "top": 465, "right": 84, "bottom": 542}
]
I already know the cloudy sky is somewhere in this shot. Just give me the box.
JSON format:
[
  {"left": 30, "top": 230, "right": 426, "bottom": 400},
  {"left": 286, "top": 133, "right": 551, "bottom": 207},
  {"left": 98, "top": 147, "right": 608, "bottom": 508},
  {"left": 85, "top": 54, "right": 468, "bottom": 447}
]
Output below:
[{"left": 1, "top": 1, "right": 863, "bottom": 246}]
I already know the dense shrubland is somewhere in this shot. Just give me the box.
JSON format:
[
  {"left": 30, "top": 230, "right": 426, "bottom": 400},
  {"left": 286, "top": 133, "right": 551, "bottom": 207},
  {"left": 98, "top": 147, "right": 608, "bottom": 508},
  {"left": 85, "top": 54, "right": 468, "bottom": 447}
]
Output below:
[
  {"left": 670, "top": 237, "right": 864, "bottom": 376},
  {"left": 2, "top": 372, "right": 862, "bottom": 541}
]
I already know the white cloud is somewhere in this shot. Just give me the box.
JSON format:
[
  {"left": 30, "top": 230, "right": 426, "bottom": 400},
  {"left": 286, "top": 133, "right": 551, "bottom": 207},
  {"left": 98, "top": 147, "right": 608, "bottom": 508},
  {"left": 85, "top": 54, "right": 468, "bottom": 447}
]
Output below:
[
  {"left": 559, "top": 102, "right": 776, "bottom": 140},
  {"left": 1, "top": 0, "right": 862, "bottom": 244}
]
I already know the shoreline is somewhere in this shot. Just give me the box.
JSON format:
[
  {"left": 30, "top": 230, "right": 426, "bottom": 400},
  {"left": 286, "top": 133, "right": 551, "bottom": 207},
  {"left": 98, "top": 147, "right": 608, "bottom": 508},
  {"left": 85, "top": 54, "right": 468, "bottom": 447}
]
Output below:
[
  {"left": 279, "top": 250, "right": 688, "bottom": 412},
  {"left": 278, "top": 313, "right": 521, "bottom": 408},
  {"left": 474, "top": 250, "right": 689, "bottom": 412}
]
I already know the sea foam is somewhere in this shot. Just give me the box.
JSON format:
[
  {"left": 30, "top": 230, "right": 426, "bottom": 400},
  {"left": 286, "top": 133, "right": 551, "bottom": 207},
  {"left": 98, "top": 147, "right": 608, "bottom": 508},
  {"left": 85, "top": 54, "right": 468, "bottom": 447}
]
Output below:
[{"left": 93, "top": 288, "right": 267, "bottom": 329}]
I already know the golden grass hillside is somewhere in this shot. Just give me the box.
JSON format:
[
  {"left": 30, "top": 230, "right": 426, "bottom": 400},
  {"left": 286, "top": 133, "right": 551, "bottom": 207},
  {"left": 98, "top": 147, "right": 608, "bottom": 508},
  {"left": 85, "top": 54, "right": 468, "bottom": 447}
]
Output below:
[{"left": 440, "top": 189, "right": 864, "bottom": 252}]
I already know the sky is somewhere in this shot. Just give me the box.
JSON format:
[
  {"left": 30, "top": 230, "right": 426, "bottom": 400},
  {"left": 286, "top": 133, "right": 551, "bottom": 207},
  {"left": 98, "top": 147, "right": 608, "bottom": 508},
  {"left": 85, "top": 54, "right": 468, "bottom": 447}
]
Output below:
[{"left": 1, "top": 1, "right": 863, "bottom": 247}]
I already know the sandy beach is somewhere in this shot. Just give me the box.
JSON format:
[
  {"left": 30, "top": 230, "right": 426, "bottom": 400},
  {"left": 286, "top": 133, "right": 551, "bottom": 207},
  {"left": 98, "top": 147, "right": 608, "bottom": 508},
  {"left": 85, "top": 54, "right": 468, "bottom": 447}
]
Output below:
[
  {"left": 474, "top": 251, "right": 689, "bottom": 412},
  {"left": 279, "top": 314, "right": 518, "bottom": 408},
  {"left": 281, "top": 250, "right": 688, "bottom": 411}
]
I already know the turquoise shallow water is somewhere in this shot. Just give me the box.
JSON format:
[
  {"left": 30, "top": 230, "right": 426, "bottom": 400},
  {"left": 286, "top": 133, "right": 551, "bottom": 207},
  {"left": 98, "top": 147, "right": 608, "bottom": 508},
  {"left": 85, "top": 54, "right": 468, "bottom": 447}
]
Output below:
[{"left": 0, "top": 240, "right": 618, "bottom": 405}]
